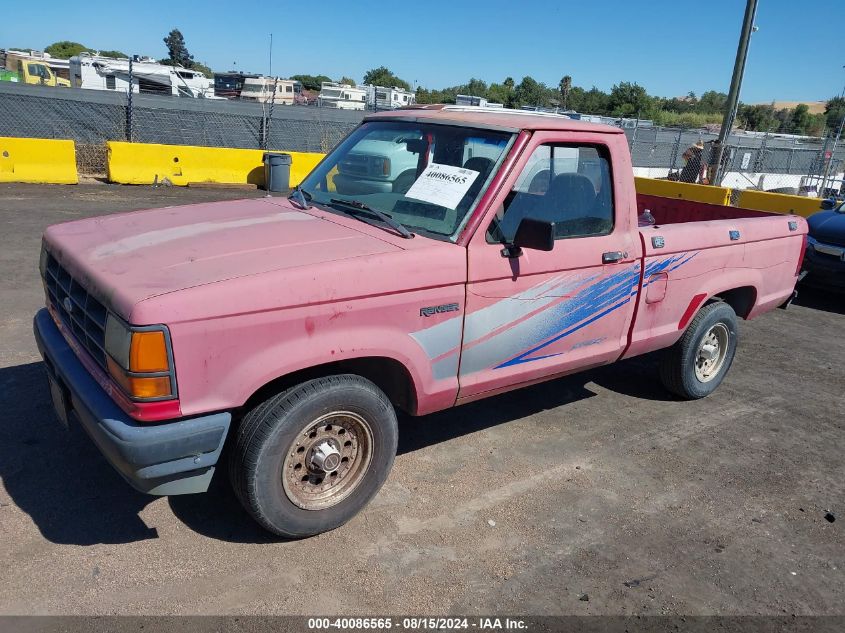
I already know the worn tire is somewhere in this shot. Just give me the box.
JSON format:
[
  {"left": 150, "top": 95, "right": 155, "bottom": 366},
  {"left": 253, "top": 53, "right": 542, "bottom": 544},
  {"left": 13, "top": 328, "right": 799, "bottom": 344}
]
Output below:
[
  {"left": 659, "top": 301, "right": 738, "bottom": 399},
  {"left": 229, "top": 375, "right": 398, "bottom": 538}
]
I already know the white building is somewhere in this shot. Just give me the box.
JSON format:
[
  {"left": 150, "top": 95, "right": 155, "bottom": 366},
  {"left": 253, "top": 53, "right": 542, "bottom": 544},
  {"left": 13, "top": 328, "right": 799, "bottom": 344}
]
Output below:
[
  {"left": 317, "top": 82, "right": 366, "bottom": 110},
  {"left": 69, "top": 53, "right": 216, "bottom": 98}
]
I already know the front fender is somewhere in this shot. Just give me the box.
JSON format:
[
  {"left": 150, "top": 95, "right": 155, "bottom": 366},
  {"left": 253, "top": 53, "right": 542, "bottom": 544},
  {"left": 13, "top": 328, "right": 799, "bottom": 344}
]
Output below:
[{"left": 166, "top": 297, "right": 464, "bottom": 418}]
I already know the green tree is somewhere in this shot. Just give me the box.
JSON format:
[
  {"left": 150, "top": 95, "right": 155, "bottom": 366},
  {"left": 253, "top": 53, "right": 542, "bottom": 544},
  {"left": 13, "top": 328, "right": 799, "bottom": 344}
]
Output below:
[
  {"left": 566, "top": 86, "right": 586, "bottom": 112},
  {"left": 487, "top": 81, "right": 513, "bottom": 107},
  {"left": 191, "top": 61, "right": 213, "bottom": 77},
  {"left": 362, "top": 66, "right": 410, "bottom": 90},
  {"left": 44, "top": 41, "right": 94, "bottom": 59},
  {"left": 579, "top": 87, "right": 611, "bottom": 115},
  {"left": 608, "top": 81, "right": 650, "bottom": 117},
  {"left": 98, "top": 50, "right": 128, "bottom": 59},
  {"left": 738, "top": 104, "right": 778, "bottom": 131},
  {"left": 559, "top": 75, "right": 572, "bottom": 110},
  {"left": 513, "top": 76, "right": 550, "bottom": 108},
  {"left": 463, "top": 77, "right": 488, "bottom": 96},
  {"left": 696, "top": 90, "right": 728, "bottom": 114},
  {"left": 664, "top": 92, "right": 697, "bottom": 114},
  {"left": 337, "top": 76, "right": 356, "bottom": 86},
  {"left": 291, "top": 74, "right": 333, "bottom": 91},
  {"left": 824, "top": 96, "right": 845, "bottom": 133},
  {"left": 652, "top": 110, "right": 722, "bottom": 128},
  {"left": 162, "top": 28, "right": 193, "bottom": 67},
  {"left": 790, "top": 103, "right": 812, "bottom": 134}
]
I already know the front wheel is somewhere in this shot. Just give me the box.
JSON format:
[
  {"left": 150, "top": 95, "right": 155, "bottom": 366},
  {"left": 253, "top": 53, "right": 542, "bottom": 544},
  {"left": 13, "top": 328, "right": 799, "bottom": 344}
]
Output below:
[
  {"left": 229, "top": 375, "right": 398, "bottom": 537},
  {"left": 659, "top": 301, "right": 738, "bottom": 399}
]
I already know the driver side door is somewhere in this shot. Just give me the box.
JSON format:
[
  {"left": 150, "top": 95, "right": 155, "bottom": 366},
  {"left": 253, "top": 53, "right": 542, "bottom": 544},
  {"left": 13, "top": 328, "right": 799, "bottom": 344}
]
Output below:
[{"left": 457, "top": 131, "right": 640, "bottom": 401}]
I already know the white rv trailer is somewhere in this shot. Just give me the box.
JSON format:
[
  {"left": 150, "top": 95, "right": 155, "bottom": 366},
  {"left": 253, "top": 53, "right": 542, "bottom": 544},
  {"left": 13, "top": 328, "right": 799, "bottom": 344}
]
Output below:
[
  {"left": 240, "top": 77, "right": 298, "bottom": 105},
  {"left": 317, "top": 82, "right": 366, "bottom": 110},
  {"left": 69, "top": 53, "right": 215, "bottom": 97},
  {"left": 361, "top": 85, "right": 416, "bottom": 110}
]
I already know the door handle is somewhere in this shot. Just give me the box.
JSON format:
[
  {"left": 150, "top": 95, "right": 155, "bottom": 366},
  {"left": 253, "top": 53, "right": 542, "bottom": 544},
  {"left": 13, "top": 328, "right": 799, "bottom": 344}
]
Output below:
[{"left": 602, "top": 251, "right": 627, "bottom": 264}]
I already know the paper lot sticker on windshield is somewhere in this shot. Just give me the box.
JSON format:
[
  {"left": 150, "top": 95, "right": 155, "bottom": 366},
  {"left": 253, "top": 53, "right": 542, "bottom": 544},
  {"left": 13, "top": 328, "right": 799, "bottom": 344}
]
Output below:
[{"left": 405, "top": 163, "right": 479, "bottom": 209}]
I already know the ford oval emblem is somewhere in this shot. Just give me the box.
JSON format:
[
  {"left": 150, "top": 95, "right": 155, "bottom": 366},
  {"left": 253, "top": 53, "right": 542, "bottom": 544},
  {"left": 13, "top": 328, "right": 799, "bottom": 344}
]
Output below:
[{"left": 63, "top": 297, "right": 73, "bottom": 314}]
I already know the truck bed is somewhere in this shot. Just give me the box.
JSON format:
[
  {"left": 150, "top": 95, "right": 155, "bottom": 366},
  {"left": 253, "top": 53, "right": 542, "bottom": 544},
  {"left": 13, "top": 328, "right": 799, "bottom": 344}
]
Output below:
[
  {"left": 623, "top": 192, "right": 808, "bottom": 360},
  {"left": 636, "top": 192, "right": 775, "bottom": 224}
]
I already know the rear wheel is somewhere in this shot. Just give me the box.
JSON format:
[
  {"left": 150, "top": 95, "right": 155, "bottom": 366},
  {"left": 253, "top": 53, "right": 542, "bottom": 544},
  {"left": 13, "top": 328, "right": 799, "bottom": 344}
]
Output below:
[
  {"left": 229, "top": 375, "right": 398, "bottom": 537},
  {"left": 659, "top": 301, "right": 738, "bottom": 399}
]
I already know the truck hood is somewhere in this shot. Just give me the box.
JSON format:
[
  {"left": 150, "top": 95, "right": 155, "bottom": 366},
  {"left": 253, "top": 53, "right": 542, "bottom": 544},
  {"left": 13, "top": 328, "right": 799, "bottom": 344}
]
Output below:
[
  {"left": 808, "top": 209, "right": 845, "bottom": 246},
  {"left": 43, "top": 197, "right": 403, "bottom": 319}
]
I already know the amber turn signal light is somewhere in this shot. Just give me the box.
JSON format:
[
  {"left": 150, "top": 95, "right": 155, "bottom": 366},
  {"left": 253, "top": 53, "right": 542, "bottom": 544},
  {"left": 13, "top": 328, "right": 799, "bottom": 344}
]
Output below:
[
  {"left": 129, "top": 330, "right": 169, "bottom": 372},
  {"left": 107, "top": 357, "right": 173, "bottom": 399}
]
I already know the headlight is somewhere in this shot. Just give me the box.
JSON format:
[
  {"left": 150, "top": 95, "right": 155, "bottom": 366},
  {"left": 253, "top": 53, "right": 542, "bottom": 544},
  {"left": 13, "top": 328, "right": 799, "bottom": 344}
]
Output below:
[
  {"left": 104, "top": 314, "right": 176, "bottom": 400},
  {"left": 372, "top": 157, "right": 391, "bottom": 176}
]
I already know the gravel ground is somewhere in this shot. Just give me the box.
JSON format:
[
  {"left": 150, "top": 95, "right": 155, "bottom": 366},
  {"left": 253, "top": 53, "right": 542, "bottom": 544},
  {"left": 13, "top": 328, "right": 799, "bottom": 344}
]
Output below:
[{"left": 0, "top": 183, "right": 842, "bottom": 616}]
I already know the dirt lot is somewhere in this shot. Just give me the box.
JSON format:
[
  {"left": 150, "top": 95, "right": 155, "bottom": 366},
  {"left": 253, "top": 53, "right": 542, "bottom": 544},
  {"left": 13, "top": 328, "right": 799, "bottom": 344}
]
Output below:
[{"left": 0, "top": 183, "right": 842, "bottom": 616}]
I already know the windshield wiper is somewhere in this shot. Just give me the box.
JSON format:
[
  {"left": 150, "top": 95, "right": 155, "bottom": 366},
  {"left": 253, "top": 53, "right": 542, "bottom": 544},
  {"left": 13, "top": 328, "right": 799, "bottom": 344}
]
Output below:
[
  {"left": 287, "top": 186, "right": 312, "bottom": 210},
  {"left": 328, "top": 198, "right": 414, "bottom": 239}
]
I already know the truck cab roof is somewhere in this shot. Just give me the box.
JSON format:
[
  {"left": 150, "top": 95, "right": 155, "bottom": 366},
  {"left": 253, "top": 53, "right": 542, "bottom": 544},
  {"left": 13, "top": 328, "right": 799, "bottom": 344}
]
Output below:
[{"left": 365, "top": 105, "right": 625, "bottom": 135}]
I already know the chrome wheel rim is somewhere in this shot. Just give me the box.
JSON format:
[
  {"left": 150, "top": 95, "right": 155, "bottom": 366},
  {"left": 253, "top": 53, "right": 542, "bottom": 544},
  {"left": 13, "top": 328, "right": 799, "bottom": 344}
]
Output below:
[
  {"left": 695, "top": 323, "right": 729, "bottom": 383},
  {"left": 282, "top": 411, "right": 373, "bottom": 510}
]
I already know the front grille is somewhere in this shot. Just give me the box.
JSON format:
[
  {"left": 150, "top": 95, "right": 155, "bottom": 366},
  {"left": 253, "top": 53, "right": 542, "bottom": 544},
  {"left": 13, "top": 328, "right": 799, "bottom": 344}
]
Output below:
[
  {"left": 42, "top": 252, "right": 108, "bottom": 369},
  {"left": 338, "top": 154, "right": 370, "bottom": 176}
]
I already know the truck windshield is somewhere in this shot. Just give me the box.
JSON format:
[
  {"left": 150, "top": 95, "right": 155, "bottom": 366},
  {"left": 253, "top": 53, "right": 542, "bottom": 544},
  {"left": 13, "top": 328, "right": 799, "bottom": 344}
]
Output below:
[{"left": 299, "top": 121, "right": 514, "bottom": 241}]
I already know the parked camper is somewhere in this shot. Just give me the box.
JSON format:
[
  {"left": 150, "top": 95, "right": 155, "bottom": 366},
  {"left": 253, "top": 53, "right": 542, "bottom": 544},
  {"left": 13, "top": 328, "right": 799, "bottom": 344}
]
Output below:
[
  {"left": 214, "top": 71, "right": 260, "bottom": 99},
  {"left": 69, "top": 53, "right": 213, "bottom": 98},
  {"left": 239, "top": 77, "right": 299, "bottom": 105},
  {"left": 362, "top": 85, "right": 416, "bottom": 110},
  {"left": 318, "top": 82, "right": 366, "bottom": 110}
]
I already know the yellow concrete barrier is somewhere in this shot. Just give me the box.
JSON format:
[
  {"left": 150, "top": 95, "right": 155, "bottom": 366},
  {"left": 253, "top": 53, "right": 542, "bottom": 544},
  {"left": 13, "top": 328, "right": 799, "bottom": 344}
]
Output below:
[
  {"left": 107, "top": 142, "right": 325, "bottom": 188},
  {"left": 736, "top": 189, "right": 822, "bottom": 218},
  {"left": 0, "top": 137, "right": 78, "bottom": 184},
  {"left": 634, "top": 177, "right": 732, "bottom": 206}
]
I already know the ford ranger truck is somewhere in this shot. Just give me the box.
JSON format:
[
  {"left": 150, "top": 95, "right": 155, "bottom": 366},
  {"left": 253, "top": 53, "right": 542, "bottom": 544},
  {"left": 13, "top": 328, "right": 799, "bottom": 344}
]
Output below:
[{"left": 34, "top": 106, "right": 808, "bottom": 537}]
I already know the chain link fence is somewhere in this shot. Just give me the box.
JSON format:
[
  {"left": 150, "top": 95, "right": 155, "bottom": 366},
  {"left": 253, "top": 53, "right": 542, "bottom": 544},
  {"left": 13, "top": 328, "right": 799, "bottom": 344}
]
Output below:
[
  {"left": 0, "top": 82, "right": 365, "bottom": 175},
  {"left": 627, "top": 125, "right": 845, "bottom": 197},
  {"left": 3, "top": 81, "right": 845, "bottom": 196}
]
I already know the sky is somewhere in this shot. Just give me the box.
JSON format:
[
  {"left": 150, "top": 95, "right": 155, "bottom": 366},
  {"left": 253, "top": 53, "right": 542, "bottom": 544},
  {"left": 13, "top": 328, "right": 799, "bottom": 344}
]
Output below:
[{"left": 3, "top": 0, "right": 841, "bottom": 103}]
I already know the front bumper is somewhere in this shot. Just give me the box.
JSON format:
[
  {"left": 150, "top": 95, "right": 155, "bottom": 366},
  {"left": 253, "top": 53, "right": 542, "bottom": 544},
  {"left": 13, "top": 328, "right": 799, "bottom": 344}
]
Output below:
[
  {"left": 33, "top": 309, "right": 231, "bottom": 495},
  {"left": 803, "top": 246, "right": 845, "bottom": 290}
]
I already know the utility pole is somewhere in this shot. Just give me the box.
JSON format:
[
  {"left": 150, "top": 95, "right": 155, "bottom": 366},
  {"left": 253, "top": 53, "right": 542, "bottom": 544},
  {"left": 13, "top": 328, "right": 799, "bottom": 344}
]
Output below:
[{"left": 711, "top": 0, "right": 759, "bottom": 185}]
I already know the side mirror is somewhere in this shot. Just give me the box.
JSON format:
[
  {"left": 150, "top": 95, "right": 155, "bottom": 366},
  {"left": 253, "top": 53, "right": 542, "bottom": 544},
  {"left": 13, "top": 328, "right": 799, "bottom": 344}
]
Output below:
[
  {"left": 820, "top": 198, "right": 836, "bottom": 211},
  {"left": 501, "top": 217, "right": 555, "bottom": 258},
  {"left": 403, "top": 139, "right": 428, "bottom": 154}
]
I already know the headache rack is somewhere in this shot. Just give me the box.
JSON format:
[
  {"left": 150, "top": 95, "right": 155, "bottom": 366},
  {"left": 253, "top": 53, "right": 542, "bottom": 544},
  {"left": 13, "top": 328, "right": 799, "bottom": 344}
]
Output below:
[{"left": 42, "top": 251, "right": 109, "bottom": 370}]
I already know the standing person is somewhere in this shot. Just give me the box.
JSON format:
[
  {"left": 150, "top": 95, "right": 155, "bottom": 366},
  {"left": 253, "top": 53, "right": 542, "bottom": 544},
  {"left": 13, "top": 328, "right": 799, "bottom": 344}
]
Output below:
[{"left": 678, "top": 141, "right": 707, "bottom": 183}]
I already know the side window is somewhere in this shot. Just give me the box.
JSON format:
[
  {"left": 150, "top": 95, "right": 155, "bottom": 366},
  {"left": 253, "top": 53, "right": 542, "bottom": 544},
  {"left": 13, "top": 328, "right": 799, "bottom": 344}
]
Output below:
[{"left": 487, "top": 143, "right": 614, "bottom": 243}]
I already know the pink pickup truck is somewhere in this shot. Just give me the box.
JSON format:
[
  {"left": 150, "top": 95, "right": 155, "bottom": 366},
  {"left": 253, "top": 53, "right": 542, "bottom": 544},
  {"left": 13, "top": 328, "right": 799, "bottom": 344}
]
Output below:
[{"left": 34, "top": 107, "right": 808, "bottom": 537}]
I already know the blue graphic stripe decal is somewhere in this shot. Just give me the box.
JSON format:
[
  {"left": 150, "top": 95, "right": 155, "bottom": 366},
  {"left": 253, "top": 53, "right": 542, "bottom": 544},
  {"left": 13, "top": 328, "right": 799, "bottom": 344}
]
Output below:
[
  {"left": 495, "top": 297, "right": 632, "bottom": 368},
  {"left": 492, "top": 251, "right": 697, "bottom": 370}
]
